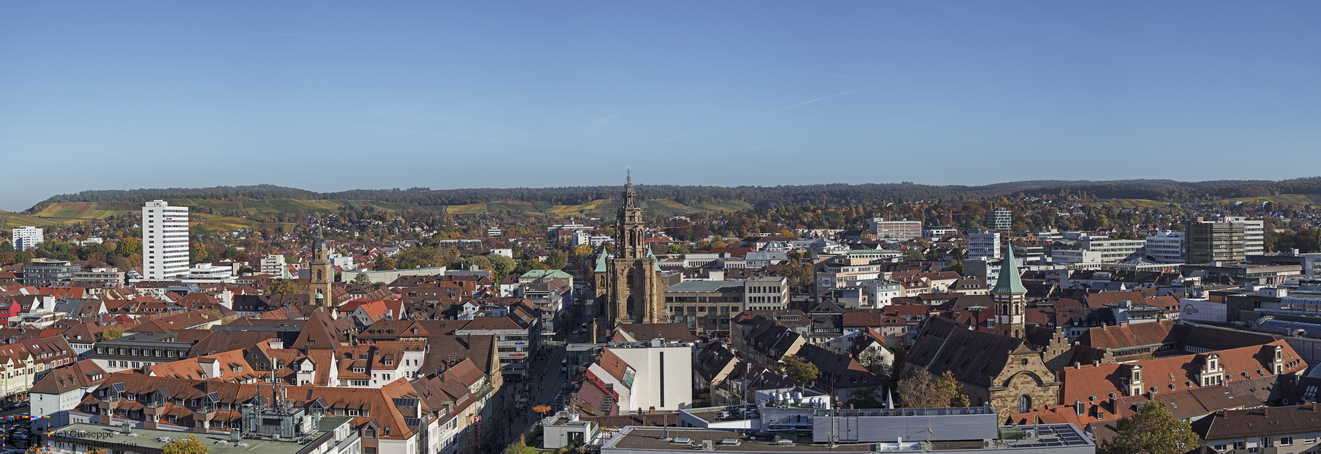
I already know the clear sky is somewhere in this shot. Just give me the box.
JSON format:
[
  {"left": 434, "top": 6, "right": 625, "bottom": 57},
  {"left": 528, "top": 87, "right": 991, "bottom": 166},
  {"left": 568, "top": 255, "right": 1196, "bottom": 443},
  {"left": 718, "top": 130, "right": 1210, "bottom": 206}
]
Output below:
[{"left": 3, "top": 1, "right": 1320, "bottom": 211}]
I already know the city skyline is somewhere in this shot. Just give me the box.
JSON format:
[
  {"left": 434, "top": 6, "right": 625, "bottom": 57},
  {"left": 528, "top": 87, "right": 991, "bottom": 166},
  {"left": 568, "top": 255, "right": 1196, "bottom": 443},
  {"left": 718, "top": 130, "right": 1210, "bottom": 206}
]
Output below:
[{"left": 4, "top": 1, "right": 1320, "bottom": 211}]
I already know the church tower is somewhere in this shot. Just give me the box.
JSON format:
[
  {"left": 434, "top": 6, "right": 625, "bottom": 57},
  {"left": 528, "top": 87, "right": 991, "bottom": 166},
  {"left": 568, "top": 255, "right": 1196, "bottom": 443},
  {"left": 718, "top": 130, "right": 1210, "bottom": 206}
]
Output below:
[
  {"left": 309, "top": 228, "right": 334, "bottom": 308},
  {"left": 601, "top": 174, "right": 667, "bottom": 325},
  {"left": 992, "top": 244, "right": 1027, "bottom": 338}
]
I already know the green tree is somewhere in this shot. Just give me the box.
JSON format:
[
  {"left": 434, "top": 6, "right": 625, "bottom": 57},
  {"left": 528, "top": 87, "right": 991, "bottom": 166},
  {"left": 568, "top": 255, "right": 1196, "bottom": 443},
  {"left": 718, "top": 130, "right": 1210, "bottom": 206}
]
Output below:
[
  {"left": 780, "top": 354, "right": 819, "bottom": 384},
  {"left": 546, "top": 250, "right": 568, "bottom": 269},
  {"left": 162, "top": 434, "right": 208, "bottom": 454},
  {"left": 1098, "top": 401, "right": 1198, "bottom": 454},
  {"left": 486, "top": 254, "right": 517, "bottom": 281},
  {"left": 101, "top": 327, "right": 123, "bottom": 340},
  {"left": 265, "top": 279, "right": 301, "bottom": 296},
  {"left": 513, "top": 259, "right": 550, "bottom": 276},
  {"left": 351, "top": 273, "right": 374, "bottom": 285},
  {"left": 667, "top": 243, "right": 690, "bottom": 255},
  {"left": 374, "top": 254, "right": 396, "bottom": 271}
]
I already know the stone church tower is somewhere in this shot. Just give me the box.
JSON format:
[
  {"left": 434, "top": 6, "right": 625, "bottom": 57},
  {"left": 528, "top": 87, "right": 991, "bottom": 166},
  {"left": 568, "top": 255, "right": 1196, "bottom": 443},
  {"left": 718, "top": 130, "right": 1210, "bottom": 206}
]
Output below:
[
  {"left": 309, "top": 228, "right": 334, "bottom": 308},
  {"left": 992, "top": 244, "right": 1027, "bottom": 338},
  {"left": 599, "top": 175, "right": 666, "bottom": 325}
]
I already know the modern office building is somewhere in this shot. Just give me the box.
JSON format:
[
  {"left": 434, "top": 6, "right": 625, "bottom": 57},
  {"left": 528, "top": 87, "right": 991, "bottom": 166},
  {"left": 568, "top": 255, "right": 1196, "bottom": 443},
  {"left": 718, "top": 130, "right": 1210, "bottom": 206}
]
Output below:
[
  {"left": 967, "top": 230, "right": 1001, "bottom": 260},
  {"left": 1189, "top": 220, "right": 1246, "bottom": 264},
  {"left": 141, "top": 200, "right": 190, "bottom": 280},
  {"left": 1145, "top": 230, "right": 1185, "bottom": 263},
  {"left": 11, "top": 226, "right": 43, "bottom": 251},
  {"left": 1216, "top": 216, "right": 1265, "bottom": 256},
  {"left": 867, "top": 217, "right": 923, "bottom": 241},
  {"left": 1051, "top": 237, "right": 1146, "bottom": 265}
]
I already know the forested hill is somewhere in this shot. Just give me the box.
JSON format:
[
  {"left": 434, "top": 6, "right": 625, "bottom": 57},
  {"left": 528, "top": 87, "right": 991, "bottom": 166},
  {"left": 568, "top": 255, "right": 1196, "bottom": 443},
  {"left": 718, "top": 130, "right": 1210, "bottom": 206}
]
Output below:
[{"left": 26, "top": 177, "right": 1321, "bottom": 214}]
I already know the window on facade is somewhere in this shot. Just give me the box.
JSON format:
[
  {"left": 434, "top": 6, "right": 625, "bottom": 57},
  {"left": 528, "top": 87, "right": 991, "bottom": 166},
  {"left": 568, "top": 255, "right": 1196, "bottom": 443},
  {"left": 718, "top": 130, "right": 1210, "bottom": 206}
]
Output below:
[
  {"left": 364, "top": 428, "right": 376, "bottom": 438},
  {"left": 1281, "top": 437, "right": 1294, "bottom": 446}
]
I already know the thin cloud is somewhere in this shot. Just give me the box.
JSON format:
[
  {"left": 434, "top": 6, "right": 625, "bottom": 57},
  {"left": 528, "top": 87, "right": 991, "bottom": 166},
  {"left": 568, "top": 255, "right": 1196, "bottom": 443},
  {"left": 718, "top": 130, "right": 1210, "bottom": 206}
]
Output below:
[
  {"left": 759, "top": 83, "right": 886, "bottom": 116},
  {"left": 652, "top": 133, "right": 692, "bottom": 145},
  {"left": 583, "top": 114, "right": 620, "bottom": 129},
  {"left": 761, "top": 38, "right": 1058, "bottom": 116},
  {"left": 367, "top": 126, "right": 562, "bottom": 150},
  {"left": 190, "top": 28, "right": 308, "bottom": 38}
]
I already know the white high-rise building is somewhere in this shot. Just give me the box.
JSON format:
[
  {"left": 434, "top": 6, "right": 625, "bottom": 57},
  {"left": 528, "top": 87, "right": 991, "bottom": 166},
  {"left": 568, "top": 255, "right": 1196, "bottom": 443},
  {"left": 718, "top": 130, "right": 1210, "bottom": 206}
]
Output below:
[
  {"left": 141, "top": 200, "right": 190, "bottom": 280},
  {"left": 12, "top": 226, "right": 43, "bottom": 251}
]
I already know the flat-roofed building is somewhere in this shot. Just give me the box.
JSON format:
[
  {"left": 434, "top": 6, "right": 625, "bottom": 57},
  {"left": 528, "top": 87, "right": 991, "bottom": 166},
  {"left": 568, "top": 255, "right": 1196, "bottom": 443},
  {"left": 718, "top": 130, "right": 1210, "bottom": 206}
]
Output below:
[
  {"left": 665, "top": 281, "right": 745, "bottom": 333},
  {"left": 868, "top": 217, "right": 922, "bottom": 241}
]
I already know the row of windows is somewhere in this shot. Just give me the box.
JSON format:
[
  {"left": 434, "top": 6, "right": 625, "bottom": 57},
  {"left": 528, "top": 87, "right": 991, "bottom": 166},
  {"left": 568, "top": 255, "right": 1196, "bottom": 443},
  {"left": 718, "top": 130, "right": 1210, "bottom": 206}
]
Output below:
[{"left": 96, "top": 347, "right": 182, "bottom": 358}]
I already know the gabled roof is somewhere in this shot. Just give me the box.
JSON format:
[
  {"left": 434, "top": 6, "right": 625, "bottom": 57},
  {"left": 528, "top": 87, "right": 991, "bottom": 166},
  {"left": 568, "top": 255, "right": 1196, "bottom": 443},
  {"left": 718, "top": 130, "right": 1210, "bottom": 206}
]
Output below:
[
  {"left": 1059, "top": 340, "right": 1307, "bottom": 404},
  {"left": 904, "top": 316, "right": 1028, "bottom": 388}
]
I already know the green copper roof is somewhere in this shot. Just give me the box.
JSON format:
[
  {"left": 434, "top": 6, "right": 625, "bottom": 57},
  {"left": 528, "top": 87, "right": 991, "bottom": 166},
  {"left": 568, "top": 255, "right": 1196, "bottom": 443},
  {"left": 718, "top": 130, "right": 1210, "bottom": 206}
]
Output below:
[
  {"left": 646, "top": 246, "right": 661, "bottom": 271},
  {"left": 991, "top": 245, "right": 1027, "bottom": 294},
  {"left": 594, "top": 250, "right": 614, "bottom": 272}
]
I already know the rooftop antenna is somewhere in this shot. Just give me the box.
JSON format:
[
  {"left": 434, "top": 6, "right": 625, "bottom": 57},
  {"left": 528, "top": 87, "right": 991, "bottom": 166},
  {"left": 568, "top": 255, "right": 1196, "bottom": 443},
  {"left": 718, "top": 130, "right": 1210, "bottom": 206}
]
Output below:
[{"left": 627, "top": 168, "right": 631, "bottom": 185}]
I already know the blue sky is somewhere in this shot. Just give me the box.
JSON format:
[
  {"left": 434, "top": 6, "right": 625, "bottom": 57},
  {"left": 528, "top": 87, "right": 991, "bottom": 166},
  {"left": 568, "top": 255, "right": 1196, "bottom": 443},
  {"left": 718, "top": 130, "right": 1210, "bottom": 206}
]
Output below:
[{"left": 2, "top": 1, "right": 1320, "bottom": 211}]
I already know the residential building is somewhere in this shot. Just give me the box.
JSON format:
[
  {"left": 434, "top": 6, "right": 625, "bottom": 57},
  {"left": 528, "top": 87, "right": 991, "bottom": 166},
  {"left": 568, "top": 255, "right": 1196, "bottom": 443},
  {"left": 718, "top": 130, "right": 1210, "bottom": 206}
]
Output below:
[
  {"left": 90, "top": 332, "right": 197, "bottom": 373},
  {"left": 1145, "top": 230, "right": 1185, "bottom": 264},
  {"left": 12, "top": 226, "right": 42, "bottom": 251},
  {"left": 142, "top": 200, "right": 190, "bottom": 280},
  {"left": 452, "top": 309, "right": 542, "bottom": 378},
  {"left": 867, "top": 217, "right": 922, "bottom": 241},
  {"left": 261, "top": 254, "right": 288, "bottom": 277},
  {"left": 743, "top": 276, "right": 788, "bottom": 311},
  {"left": 23, "top": 258, "right": 80, "bottom": 286},
  {"left": 1192, "top": 404, "right": 1321, "bottom": 454},
  {"left": 988, "top": 207, "right": 1013, "bottom": 231},
  {"left": 30, "top": 359, "right": 106, "bottom": 430}
]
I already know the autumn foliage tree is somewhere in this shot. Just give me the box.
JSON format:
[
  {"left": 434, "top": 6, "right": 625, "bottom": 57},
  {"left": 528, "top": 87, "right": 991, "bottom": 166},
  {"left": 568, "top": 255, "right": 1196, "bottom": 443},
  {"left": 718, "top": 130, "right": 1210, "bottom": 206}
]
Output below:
[
  {"left": 1098, "top": 401, "right": 1198, "bottom": 454},
  {"left": 780, "top": 354, "right": 819, "bottom": 384},
  {"left": 162, "top": 435, "right": 209, "bottom": 454},
  {"left": 896, "top": 369, "right": 969, "bottom": 408}
]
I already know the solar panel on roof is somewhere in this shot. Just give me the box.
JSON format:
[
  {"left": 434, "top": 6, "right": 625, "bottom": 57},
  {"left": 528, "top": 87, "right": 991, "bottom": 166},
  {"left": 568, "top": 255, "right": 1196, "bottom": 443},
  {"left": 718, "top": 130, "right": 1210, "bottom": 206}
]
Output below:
[
  {"left": 111, "top": 383, "right": 125, "bottom": 393},
  {"left": 393, "top": 398, "right": 418, "bottom": 407}
]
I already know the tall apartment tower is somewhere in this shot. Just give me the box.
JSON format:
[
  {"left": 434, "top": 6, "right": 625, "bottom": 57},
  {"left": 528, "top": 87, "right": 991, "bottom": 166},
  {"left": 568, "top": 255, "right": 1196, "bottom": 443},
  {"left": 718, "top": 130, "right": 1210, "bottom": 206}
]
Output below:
[
  {"left": 141, "top": 200, "right": 190, "bottom": 280},
  {"left": 1188, "top": 221, "right": 1245, "bottom": 264},
  {"left": 988, "top": 208, "right": 1013, "bottom": 231},
  {"left": 11, "top": 226, "right": 43, "bottom": 251}
]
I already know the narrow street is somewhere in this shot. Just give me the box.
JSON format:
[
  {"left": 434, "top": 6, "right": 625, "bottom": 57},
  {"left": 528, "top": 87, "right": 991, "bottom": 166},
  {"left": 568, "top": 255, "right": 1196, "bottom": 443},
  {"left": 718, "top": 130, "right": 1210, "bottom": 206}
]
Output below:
[{"left": 489, "top": 340, "right": 569, "bottom": 452}]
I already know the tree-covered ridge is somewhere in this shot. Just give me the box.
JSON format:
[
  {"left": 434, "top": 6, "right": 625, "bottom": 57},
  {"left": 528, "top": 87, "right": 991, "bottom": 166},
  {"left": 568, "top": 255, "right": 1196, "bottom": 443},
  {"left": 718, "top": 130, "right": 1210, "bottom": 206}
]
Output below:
[{"left": 27, "top": 177, "right": 1321, "bottom": 214}]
